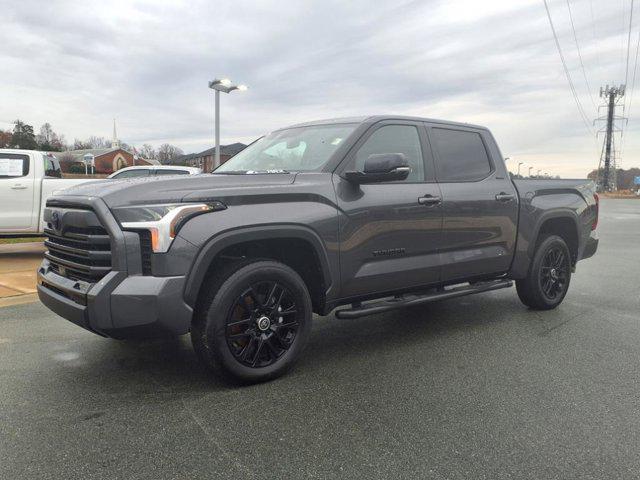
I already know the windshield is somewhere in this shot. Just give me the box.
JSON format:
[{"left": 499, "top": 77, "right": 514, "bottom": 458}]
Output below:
[{"left": 215, "top": 123, "right": 357, "bottom": 173}]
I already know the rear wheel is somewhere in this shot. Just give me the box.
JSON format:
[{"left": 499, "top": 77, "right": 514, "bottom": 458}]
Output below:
[
  {"left": 192, "top": 259, "right": 312, "bottom": 383},
  {"left": 516, "top": 234, "right": 572, "bottom": 310}
]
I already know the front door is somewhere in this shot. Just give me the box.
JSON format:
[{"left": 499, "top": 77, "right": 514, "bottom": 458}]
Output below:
[
  {"left": 335, "top": 121, "right": 443, "bottom": 299},
  {"left": 0, "top": 153, "right": 35, "bottom": 232},
  {"left": 427, "top": 125, "right": 519, "bottom": 282}
]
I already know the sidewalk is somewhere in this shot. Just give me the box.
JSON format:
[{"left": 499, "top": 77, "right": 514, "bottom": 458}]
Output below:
[{"left": 0, "top": 242, "right": 45, "bottom": 307}]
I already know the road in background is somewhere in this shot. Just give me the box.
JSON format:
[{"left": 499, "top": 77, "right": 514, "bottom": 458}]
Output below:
[{"left": 1, "top": 199, "right": 639, "bottom": 479}]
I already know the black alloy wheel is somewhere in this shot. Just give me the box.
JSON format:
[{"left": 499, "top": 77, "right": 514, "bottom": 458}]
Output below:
[
  {"left": 538, "top": 245, "right": 569, "bottom": 302},
  {"left": 191, "top": 259, "right": 312, "bottom": 383},
  {"left": 516, "top": 234, "right": 572, "bottom": 310},
  {"left": 226, "top": 281, "right": 299, "bottom": 368}
]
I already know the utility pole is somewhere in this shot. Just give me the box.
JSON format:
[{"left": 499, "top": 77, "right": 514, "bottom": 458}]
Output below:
[{"left": 595, "top": 85, "right": 626, "bottom": 191}]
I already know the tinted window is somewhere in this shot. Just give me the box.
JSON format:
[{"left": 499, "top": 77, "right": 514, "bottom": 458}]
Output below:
[
  {"left": 431, "top": 128, "right": 491, "bottom": 182},
  {"left": 154, "top": 169, "right": 190, "bottom": 175},
  {"left": 44, "top": 155, "right": 61, "bottom": 178},
  {"left": 351, "top": 125, "right": 424, "bottom": 182},
  {"left": 113, "top": 169, "right": 150, "bottom": 178},
  {"left": 0, "top": 154, "right": 29, "bottom": 178}
]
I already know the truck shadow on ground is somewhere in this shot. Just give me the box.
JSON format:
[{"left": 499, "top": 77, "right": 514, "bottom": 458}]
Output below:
[{"left": 66, "top": 292, "right": 536, "bottom": 394}]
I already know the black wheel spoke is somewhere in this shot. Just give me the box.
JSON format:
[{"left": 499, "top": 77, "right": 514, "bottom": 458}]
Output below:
[
  {"left": 265, "top": 283, "right": 278, "bottom": 306},
  {"left": 227, "top": 317, "right": 252, "bottom": 329},
  {"left": 279, "top": 320, "right": 299, "bottom": 329},
  {"left": 240, "top": 337, "right": 257, "bottom": 362},
  {"left": 225, "top": 280, "right": 299, "bottom": 368},
  {"left": 251, "top": 338, "right": 265, "bottom": 367}
]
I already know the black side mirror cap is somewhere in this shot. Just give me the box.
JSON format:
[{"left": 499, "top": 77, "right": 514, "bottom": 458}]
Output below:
[{"left": 343, "top": 153, "right": 410, "bottom": 184}]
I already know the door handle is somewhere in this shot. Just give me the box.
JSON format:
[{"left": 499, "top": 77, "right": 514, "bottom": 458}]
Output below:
[
  {"left": 418, "top": 195, "right": 442, "bottom": 206},
  {"left": 11, "top": 184, "right": 27, "bottom": 190},
  {"left": 495, "top": 192, "right": 515, "bottom": 202}
]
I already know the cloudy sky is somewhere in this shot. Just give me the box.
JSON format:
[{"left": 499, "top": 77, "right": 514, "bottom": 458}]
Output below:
[{"left": 1, "top": 0, "right": 638, "bottom": 177}]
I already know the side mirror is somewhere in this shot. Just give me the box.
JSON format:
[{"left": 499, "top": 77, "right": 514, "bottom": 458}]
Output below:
[{"left": 344, "top": 153, "right": 410, "bottom": 184}]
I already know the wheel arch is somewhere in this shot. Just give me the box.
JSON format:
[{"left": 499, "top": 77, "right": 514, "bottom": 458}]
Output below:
[
  {"left": 530, "top": 212, "right": 580, "bottom": 264},
  {"left": 183, "top": 225, "right": 333, "bottom": 312}
]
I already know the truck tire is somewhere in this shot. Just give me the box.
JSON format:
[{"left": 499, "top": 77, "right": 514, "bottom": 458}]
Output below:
[
  {"left": 191, "top": 259, "right": 312, "bottom": 383},
  {"left": 516, "top": 234, "right": 572, "bottom": 310}
]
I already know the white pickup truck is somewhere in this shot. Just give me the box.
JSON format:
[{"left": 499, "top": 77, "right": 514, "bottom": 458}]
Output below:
[{"left": 0, "top": 149, "right": 98, "bottom": 235}]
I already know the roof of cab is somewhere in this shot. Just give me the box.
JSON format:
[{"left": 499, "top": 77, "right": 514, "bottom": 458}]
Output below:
[{"left": 283, "top": 115, "right": 488, "bottom": 131}]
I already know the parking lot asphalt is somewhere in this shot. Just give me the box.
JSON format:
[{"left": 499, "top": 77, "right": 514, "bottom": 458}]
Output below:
[{"left": 1, "top": 199, "right": 639, "bottom": 480}]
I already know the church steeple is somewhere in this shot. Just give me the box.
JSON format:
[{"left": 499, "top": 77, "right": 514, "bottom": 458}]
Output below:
[{"left": 111, "top": 118, "right": 120, "bottom": 148}]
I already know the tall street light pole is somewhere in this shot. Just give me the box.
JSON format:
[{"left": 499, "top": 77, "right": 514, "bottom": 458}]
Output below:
[
  {"left": 528, "top": 166, "right": 533, "bottom": 178},
  {"left": 208, "top": 78, "right": 247, "bottom": 171},
  {"left": 518, "top": 162, "right": 523, "bottom": 177}
]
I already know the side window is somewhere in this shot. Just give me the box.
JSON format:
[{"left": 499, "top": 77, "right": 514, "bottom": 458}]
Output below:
[
  {"left": 44, "top": 156, "right": 62, "bottom": 178},
  {"left": 154, "top": 169, "right": 190, "bottom": 175},
  {"left": 0, "top": 155, "right": 29, "bottom": 178},
  {"left": 113, "top": 169, "right": 149, "bottom": 178},
  {"left": 431, "top": 128, "right": 492, "bottom": 182},
  {"left": 352, "top": 125, "right": 424, "bottom": 182}
]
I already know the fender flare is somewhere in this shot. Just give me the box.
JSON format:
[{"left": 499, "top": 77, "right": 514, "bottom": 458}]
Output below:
[
  {"left": 528, "top": 209, "right": 581, "bottom": 258},
  {"left": 182, "top": 224, "right": 333, "bottom": 307}
]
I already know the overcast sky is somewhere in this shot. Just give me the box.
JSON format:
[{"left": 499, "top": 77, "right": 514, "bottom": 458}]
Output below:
[{"left": 1, "top": 0, "right": 638, "bottom": 177}]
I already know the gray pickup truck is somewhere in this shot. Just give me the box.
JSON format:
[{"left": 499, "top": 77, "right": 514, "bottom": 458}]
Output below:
[{"left": 37, "top": 116, "right": 599, "bottom": 382}]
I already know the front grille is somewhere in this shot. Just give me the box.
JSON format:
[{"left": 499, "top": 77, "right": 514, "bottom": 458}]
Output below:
[{"left": 44, "top": 208, "right": 112, "bottom": 283}]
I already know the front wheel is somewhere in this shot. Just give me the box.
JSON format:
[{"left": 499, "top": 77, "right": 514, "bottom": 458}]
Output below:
[
  {"left": 516, "top": 234, "right": 572, "bottom": 310},
  {"left": 191, "top": 259, "right": 312, "bottom": 383}
]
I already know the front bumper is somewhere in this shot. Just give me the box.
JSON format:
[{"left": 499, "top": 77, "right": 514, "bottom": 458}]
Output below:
[
  {"left": 38, "top": 260, "right": 193, "bottom": 338},
  {"left": 37, "top": 195, "right": 193, "bottom": 339}
]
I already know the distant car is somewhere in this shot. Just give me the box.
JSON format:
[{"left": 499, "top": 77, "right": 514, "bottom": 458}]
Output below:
[{"left": 108, "top": 165, "right": 202, "bottom": 179}]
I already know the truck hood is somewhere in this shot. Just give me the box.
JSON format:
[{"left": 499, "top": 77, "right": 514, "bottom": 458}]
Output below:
[{"left": 54, "top": 173, "right": 297, "bottom": 208}]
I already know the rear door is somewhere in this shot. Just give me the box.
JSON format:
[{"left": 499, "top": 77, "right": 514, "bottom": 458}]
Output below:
[
  {"left": 426, "top": 124, "right": 518, "bottom": 282},
  {"left": 0, "top": 153, "right": 35, "bottom": 231},
  {"left": 335, "top": 121, "right": 443, "bottom": 298}
]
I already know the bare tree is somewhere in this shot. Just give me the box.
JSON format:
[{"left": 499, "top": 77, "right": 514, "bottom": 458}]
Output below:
[
  {"left": 87, "top": 136, "right": 108, "bottom": 149},
  {"left": 37, "top": 123, "right": 66, "bottom": 151},
  {"left": 157, "top": 144, "right": 184, "bottom": 164},
  {"left": 139, "top": 144, "right": 157, "bottom": 160}
]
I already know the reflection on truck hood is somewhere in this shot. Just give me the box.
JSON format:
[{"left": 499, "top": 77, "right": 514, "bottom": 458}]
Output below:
[{"left": 55, "top": 173, "right": 297, "bottom": 208}]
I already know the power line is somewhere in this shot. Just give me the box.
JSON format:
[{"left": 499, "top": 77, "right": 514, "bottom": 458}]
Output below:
[
  {"left": 625, "top": 0, "right": 635, "bottom": 86},
  {"left": 620, "top": 27, "right": 640, "bottom": 157},
  {"left": 590, "top": 0, "right": 601, "bottom": 71},
  {"left": 620, "top": 0, "right": 635, "bottom": 155},
  {"left": 543, "top": 0, "right": 595, "bottom": 136},
  {"left": 566, "top": 0, "right": 597, "bottom": 110}
]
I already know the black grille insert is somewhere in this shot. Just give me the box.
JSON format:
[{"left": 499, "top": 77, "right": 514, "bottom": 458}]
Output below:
[{"left": 44, "top": 208, "right": 112, "bottom": 283}]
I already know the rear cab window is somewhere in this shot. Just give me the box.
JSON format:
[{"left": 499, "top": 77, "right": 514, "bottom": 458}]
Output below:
[
  {"left": 431, "top": 128, "right": 492, "bottom": 182},
  {"left": 0, "top": 154, "right": 30, "bottom": 178}
]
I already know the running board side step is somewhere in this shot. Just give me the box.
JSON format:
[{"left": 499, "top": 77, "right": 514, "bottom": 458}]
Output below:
[{"left": 334, "top": 279, "right": 513, "bottom": 319}]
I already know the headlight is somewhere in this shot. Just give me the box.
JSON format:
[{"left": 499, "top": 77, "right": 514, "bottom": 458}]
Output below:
[{"left": 113, "top": 202, "right": 225, "bottom": 253}]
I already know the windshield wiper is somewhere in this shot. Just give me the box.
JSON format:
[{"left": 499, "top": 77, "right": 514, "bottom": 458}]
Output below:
[
  {"left": 214, "top": 169, "right": 291, "bottom": 175},
  {"left": 246, "top": 169, "right": 290, "bottom": 174}
]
